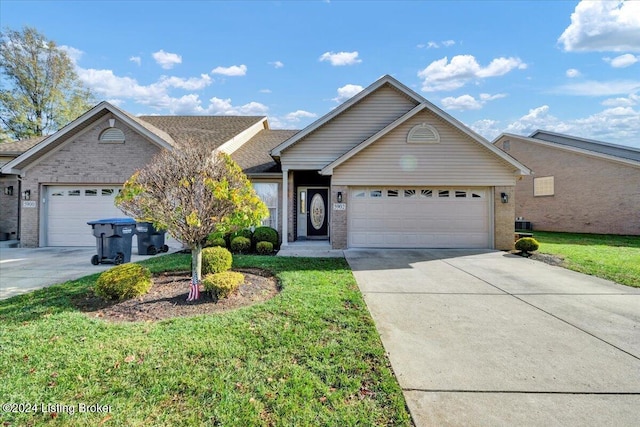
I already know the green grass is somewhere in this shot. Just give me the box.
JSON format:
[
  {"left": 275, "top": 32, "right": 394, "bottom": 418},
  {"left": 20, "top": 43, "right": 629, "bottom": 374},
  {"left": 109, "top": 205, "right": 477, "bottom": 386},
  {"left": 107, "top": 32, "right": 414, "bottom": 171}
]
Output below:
[
  {"left": 0, "top": 254, "right": 411, "bottom": 426},
  {"left": 533, "top": 231, "right": 640, "bottom": 287}
]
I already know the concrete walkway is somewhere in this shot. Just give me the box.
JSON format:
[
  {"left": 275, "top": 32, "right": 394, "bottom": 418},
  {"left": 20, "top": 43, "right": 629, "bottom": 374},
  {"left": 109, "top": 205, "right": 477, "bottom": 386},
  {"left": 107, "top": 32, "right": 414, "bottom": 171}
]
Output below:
[
  {"left": 345, "top": 249, "right": 640, "bottom": 427},
  {"left": 0, "top": 244, "right": 183, "bottom": 300}
]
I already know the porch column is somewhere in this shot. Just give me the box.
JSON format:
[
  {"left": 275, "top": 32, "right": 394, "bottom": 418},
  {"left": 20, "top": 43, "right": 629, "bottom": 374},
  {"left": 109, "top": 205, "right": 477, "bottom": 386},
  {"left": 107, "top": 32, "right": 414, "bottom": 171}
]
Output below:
[{"left": 281, "top": 168, "right": 288, "bottom": 246}]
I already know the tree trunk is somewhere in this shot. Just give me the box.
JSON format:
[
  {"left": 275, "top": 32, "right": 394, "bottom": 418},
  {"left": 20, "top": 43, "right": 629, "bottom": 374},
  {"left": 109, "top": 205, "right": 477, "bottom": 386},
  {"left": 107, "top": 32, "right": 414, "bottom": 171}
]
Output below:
[{"left": 187, "top": 243, "right": 202, "bottom": 301}]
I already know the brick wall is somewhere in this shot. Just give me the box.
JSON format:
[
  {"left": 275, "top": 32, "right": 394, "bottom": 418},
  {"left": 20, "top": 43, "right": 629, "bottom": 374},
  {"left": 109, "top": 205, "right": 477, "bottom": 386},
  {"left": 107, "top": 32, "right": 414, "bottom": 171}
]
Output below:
[
  {"left": 501, "top": 139, "right": 640, "bottom": 235},
  {"left": 330, "top": 185, "right": 348, "bottom": 249},
  {"left": 494, "top": 186, "right": 515, "bottom": 250},
  {"left": 0, "top": 176, "right": 19, "bottom": 239},
  {"left": 19, "top": 116, "right": 161, "bottom": 247}
]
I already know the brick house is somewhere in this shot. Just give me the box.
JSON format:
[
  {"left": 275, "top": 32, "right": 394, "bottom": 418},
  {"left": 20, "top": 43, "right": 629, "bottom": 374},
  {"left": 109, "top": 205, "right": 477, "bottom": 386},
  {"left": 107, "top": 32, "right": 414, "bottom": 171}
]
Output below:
[
  {"left": 1, "top": 75, "right": 530, "bottom": 250},
  {"left": 493, "top": 131, "right": 640, "bottom": 235}
]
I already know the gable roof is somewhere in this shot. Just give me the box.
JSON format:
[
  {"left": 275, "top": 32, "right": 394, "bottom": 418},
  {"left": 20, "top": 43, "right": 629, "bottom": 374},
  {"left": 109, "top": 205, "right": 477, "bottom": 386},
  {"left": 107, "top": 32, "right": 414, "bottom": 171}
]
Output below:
[
  {"left": 273, "top": 74, "right": 530, "bottom": 175},
  {"left": 494, "top": 132, "right": 640, "bottom": 168},
  {"left": 529, "top": 130, "right": 640, "bottom": 163},
  {"left": 0, "top": 136, "right": 46, "bottom": 157},
  {"left": 233, "top": 129, "right": 299, "bottom": 174}
]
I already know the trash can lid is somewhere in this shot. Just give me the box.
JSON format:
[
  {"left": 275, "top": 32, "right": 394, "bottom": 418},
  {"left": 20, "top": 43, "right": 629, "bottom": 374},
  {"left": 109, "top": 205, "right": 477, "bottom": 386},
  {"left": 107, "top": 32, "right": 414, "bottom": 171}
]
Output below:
[{"left": 87, "top": 218, "right": 137, "bottom": 225}]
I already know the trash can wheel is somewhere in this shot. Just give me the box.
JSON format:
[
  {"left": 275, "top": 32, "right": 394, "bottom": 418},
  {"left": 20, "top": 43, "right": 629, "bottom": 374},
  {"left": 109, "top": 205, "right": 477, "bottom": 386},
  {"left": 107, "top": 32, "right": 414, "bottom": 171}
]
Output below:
[
  {"left": 114, "top": 253, "right": 124, "bottom": 265},
  {"left": 162, "top": 244, "right": 169, "bottom": 253},
  {"left": 91, "top": 255, "right": 100, "bottom": 265},
  {"left": 147, "top": 246, "right": 157, "bottom": 256}
]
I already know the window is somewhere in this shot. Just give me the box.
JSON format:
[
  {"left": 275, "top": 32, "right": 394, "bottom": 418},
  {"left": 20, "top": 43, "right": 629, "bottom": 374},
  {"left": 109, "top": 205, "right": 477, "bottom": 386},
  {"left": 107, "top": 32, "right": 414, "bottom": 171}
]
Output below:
[
  {"left": 534, "top": 176, "right": 554, "bottom": 197},
  {"left": 387, "top": 189, "right": 399, "bottom": 197},
  {"left": 455, "top": 191, "right": 466, "bottom": 198},
  {"left": 407, "top": 123, "right": 440, "bottom": 144},
  {"left": 404, "top": 189, "right": 416, "bottom": 198},
  {"left": 99, "top": 128, "right": 125, "bottom": 143},
  {"left": 353, "top": 190, "right": 366, "bottom": 198},
  {"left": 420, "top": 189, "right": 433, "bottom": 198},
  {"left": 85, "top": 189, "right": 97, "bottom": 196},
  {"left": 370, "top": 190, "right": 382, "bottom": 198},
  {"left": 438, "top": 190, "right": 449, "bottom": 198},
  {"left": 51, "top": 191, "right": 64, "bottom": 197},
  {"left": 502, "top": 141, "right": 510, "bottom": 151},
  {"left": 102, "top": 189, "right": 115, "bottom": 196},
  {"left": 253, "top": 183, "right": 278, "bottom": 228},
  {"left": 472, "top": 192, "right": 482, "bottom": 198}
]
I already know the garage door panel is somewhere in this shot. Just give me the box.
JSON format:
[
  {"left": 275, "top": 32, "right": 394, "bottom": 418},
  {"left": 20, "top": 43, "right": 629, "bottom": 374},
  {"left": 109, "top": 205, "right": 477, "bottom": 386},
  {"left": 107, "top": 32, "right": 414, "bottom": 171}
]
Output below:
[{"left": 348, "top": 187, "right": 491, "bottom": 249}]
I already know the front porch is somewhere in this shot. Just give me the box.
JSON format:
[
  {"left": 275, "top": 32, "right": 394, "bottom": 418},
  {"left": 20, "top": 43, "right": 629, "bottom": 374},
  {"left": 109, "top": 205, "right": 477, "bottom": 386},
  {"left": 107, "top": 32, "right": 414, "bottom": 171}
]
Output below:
[{"left": 276, "top": 240, "right": 344, "bottom": 258}]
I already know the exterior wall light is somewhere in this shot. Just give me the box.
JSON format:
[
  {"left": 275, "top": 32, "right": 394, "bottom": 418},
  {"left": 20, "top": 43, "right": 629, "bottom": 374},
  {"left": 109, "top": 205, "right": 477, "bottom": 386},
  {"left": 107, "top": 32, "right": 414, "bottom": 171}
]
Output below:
[
  {"left": 22, "top": 190, "right": 30, "bottom": 200},
  {"left": 3, "top": 186, "right": 13, "bottom": 196},
  {"left": 337, "top": 191, "right": 343, "bottom": 203},
  {"left": 501, "top": 192, "right": 509, "bottom": 203}
]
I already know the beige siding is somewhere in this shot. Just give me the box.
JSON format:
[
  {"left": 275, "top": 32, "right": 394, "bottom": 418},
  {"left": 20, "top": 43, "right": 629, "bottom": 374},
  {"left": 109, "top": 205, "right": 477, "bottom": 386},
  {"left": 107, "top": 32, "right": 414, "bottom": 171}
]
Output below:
[
  {"left": 333, "top": 110, "right": 517, "bottom": 186},
  {"left": 281, "top": 85, "right": 418, "bottom": 170}
]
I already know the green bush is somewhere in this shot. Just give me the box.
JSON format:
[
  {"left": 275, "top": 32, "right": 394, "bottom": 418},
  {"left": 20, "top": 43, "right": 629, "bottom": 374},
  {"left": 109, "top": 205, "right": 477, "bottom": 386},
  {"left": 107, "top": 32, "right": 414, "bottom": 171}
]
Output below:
[
  {"left": 202, "top": 246, "right": 233, "bottom": 274},
  {"left": 256, "top": 241, "right": 274, "bottom": 255},
  {"left": 230, "top": 228, "right": 253, "bottom": 242},
  {"left": 515, "top": 237, "right": 540, "bottom": 254},
  {"left": 95, "top": 263, "right": 152, "bottom": 301},
  {"left": 253, "top": 226, "right": 278, "bottom": 246},
  {"left": 230, "top": 236, "right": 251, "bottom": 254},
  {"left": 202, "top": 271, "right": 245, "bottom": 300},
  {"left": 206, "top": 236, "right": 227, "bottom": 248}
]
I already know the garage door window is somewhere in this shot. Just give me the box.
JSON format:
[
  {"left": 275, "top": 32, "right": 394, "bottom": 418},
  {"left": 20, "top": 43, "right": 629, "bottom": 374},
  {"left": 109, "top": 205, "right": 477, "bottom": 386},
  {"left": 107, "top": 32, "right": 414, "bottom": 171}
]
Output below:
[
  {"left": 387, "top": 189, "right": 399, "bottom": 197},
  {"left": 438, "top": 190, "right": 450, "bottom": 198},
  {"left": 68, "top": 189, "right": 80, "bottom": 196},
  {"left": 420, "top": 189, "right": 433, "bottom": 198},
  {"left": 85, "top": 189, "right": 97, "bottom": 196},
  {"left": 370, "top": 190, "right": 382, "bottom": 198}
]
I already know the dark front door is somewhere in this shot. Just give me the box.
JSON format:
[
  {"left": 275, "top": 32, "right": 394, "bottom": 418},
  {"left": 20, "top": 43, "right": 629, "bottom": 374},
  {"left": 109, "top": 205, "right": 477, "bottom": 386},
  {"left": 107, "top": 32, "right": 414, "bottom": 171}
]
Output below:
[{"left": 307, "top": 188, "right": 328, "bottom": 237}]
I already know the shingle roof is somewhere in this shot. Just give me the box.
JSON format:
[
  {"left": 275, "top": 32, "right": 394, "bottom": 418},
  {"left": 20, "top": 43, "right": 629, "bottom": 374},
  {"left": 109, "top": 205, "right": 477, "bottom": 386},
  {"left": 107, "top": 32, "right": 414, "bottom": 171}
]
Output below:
[
  {"left": 138, "top": 115, "right": 266, "bottom": 148},
  {"left": 0, "top": 136, "right": 47, "bottom": 156},
  {"left": 530, "top": 130, "right": 640, "bottom": 163},
  {"left": 233, "top": 129, "right": 299, "bottom": 174}
]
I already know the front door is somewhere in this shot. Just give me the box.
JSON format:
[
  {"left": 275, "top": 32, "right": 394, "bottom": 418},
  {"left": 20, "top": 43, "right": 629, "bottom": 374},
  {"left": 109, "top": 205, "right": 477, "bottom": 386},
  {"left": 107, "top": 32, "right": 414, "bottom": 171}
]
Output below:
[{"left": 306, "top": 188, "right": 328, "bottom": 237}]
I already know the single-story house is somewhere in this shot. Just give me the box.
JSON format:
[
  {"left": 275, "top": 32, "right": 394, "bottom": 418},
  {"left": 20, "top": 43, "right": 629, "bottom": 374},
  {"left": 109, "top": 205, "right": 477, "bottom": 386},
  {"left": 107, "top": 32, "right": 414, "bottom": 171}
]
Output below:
[
  {"left": 493, "top": 130, "right": 640, "bottom": 235},
  {"left": 1, "top": 75, "right": 530, "bottom": 250}
]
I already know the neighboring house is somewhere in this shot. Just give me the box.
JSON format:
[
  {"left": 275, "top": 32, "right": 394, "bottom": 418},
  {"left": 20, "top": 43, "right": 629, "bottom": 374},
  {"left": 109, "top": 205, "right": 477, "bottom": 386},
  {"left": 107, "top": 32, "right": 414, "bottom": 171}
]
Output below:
[
  {"left": 1, "top": 75, "right": 530, "bottom": 250},
  {"left": 493, "top": 131, "right": 640, "bottom": 235}
]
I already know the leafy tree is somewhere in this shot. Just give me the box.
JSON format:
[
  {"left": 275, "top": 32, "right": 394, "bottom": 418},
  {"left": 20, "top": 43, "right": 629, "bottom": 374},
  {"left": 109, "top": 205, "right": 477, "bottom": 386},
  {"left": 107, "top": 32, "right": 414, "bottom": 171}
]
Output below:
[
  {"left": 0, "top": 26, "right": 94, "bottom": 140},
  {"left": 116, "top": 143, "right": 268, "bottom": 301}
]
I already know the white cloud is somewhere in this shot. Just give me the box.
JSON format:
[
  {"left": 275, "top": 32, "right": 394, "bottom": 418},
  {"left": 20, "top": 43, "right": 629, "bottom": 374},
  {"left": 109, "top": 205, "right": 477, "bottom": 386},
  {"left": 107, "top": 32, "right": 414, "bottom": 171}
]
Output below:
[
  {"left": 205, "top": 97, "right": 268, "bottom": 115},
  {"left": 211, "top": 64, "right": 247, "bottom": 76},
  {"left": 418, "top": 55, "right": 527, "bottom": 92},
  {"left": 604, "top": 53, "right": 639, "bottom": 68},
  {"left": 558, "top": 0, "right": 640, "bottom": 52},
  {"left": 442, "top": 40, "right": 456, "bottom": 47},
  {"left": 58, "top": 45, "right": 83, "bottom": 63},
  {"left": 441, "top": 93, "right": 506, "bottom": 111},
  {"left": 601, "top": 92, "right": 639, "bottom": 107},
  {"left": 285, "top": 110, "right": 317, "bottom": 122},
  {"left": 159, "top": 74, "right": 212, "bottom": 90},
  {"left": 259, "top": 89, "right": 272, "bottom": 94},
  {"left": 426, "top": 41, "right": 439, "bottom": 49},
  {"left": 152, "top": 49, "right": 182, "bottom": 69},
  {"left": 332, "top": 84, "right": 364, "bottom": 102},
  {"left": 129, "top": 56, "right": 141, "bottom": 66},
  {"left": 556, "top": 79, "right": 640, "bottom": 96},
  {"left": 419, "top": 40, "right": 455, "bottom": 49},
  {"left": 319, "top": 51, "right": 361, "bottom": 66},
  {"left": 269, "top": 61, "right": 284, "bottom": 68},
  {"left": 566, "top": 68, "right": 581, "bottom": 78},
  {"left": 470, "top": 119, "right": 501, "bottom": 140}
]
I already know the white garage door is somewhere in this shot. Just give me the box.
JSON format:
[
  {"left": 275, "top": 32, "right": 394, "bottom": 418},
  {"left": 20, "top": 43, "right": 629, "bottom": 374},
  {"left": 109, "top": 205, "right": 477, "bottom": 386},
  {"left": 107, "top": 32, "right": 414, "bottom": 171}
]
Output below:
[
  {"left": 348, "top": 187, "right": 491, "bottom": 248},
  {"left": 46, "top": 185, "right": 126, "bottom": 246}
]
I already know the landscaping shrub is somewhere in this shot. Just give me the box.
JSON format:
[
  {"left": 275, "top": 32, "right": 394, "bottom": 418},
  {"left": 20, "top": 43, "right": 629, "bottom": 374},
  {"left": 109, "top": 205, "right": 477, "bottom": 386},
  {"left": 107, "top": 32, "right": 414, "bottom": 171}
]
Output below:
[
  {"left": 206, "top": 232, "right": 227, "bottom": 248},
  {"left": 95, "top": 263, "right": 152, "bottom": 301},
  {"left": 202, "top": 271, "right": 245, "bottom": 300},
  {"left": 230, "top": 228, "right": 253, "bottom": 243},
  {"left": 202, "top": 246, "right": 233, "bottom": 274},
  {"left": 230, "top": 236, "right": 251, "bottom": 254},
  {"left": 253, "top": 226, "right": 278, "bottom": 246},
  {"left": 256, "top": 241, "right": 274, "bottom": 255},
  {"left": 515, "top": 237, "right": 540, "bottom": 255}
]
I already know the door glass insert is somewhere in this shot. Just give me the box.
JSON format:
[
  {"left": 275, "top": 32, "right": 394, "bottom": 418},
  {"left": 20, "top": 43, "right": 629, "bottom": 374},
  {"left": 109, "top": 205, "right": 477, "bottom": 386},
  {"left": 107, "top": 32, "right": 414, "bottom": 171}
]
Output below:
[{"left": 310, "top": 193, "right": 325, "bottom": 230}]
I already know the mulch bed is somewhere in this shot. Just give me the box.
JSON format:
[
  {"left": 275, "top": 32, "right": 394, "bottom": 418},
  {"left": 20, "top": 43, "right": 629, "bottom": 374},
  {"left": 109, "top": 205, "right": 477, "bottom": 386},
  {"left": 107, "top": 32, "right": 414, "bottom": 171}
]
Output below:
[
  {"left": 510, "top": 250, "right": 566, "bottom": 267},
  {"left": 73, "top": 268, "right": 279, "bottom": 323}
]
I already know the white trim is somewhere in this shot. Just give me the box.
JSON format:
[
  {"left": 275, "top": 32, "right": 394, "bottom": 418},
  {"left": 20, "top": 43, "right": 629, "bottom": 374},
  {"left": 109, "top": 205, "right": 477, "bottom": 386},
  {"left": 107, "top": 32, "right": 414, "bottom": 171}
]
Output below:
[
  {"left": 281, "top": 169, "right": 289, "bottom": 247},
  {"left": 217, "top": 118, "right": 268, "bottom": 155}
]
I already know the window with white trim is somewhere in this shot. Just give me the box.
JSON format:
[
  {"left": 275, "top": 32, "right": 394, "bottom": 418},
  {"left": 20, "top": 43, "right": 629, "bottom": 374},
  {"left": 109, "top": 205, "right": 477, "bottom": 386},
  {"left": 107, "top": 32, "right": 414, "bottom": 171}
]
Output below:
[
  {"left": 252, "top": 183, "right": 278, "bottom": 228},
  {"left": 534, "top": 176, "right": 554, "bottom": 197}
]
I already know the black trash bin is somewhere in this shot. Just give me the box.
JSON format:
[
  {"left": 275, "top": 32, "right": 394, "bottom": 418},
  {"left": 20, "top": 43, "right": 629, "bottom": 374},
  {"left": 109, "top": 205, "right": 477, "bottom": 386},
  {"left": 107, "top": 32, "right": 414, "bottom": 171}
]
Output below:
[
  {"left": 87, "top": 218, "right": 136, "bottom": 265},
  {"left": 135, "top": 222, "right": 169, "bottom": 255}
]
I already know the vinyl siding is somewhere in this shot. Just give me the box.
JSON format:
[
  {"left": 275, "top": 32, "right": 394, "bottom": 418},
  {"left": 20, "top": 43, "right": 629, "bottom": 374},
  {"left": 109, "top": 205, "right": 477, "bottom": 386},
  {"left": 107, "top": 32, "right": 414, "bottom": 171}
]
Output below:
[
  {"left": 280, "top": 85, "right": 418, "bottom": 170},
  {"left": 333, "top": 110, "right": 517, "bottom": 186}
]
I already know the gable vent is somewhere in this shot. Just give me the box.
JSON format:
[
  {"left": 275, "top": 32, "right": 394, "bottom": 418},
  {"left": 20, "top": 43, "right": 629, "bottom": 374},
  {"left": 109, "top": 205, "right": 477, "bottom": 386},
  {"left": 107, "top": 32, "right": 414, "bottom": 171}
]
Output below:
[
  {"left": 407, "top": 123, "right": 439, "bottom": 144},
  {"left": 99, "top": 128, "right": 125, "bottom": 143}
]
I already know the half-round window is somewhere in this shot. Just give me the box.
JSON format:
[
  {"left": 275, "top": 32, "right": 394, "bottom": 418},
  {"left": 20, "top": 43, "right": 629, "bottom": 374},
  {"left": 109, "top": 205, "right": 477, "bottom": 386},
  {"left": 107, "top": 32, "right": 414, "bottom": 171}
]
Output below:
[
  {"left": 407, "top": 123, "right": 439, "bottom": 144},
  {"left": 99, "top": 128, "right": 125, "bottom": 143}
]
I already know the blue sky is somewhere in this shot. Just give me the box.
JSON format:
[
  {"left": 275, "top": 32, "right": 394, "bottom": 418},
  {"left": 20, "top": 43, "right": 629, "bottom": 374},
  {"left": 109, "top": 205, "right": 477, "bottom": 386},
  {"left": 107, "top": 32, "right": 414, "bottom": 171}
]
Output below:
[{"left": 2, "top": 1, "right": 639, "bottom": 147}]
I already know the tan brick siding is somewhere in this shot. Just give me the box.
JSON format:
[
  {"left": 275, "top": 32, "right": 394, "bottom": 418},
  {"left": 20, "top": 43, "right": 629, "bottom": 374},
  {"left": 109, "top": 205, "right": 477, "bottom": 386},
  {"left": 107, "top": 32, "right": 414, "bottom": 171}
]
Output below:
[
  {"left": 19, "top": 118, "right": 161, "bottom": 247},
  {"left": 501, "top": 139, "right": 640, "bottom": 236},
  {"left": 0, "top": 177, "right": 19, "bottom": 239},
  {"left": 494, "top": 186, "right": 516, "bottom": 250},
  {"left": 331, "top": 185, "right": 348, "bottom": 249}
]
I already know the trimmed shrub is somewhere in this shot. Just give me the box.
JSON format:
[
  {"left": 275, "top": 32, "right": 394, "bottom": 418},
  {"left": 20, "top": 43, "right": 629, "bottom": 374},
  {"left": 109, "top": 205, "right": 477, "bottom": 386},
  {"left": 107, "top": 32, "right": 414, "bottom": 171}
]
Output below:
[
  {"left": 207, "top": 236, "right": 227, "bottom": 248},
  {"left": 95, "top": 263, "right": 151, "bottom": 301},
  {"left": 202, "top": 271, "right": 245, "bottom": 300},
  {"left": 253, "top": 226, "right": 278, "bottom": 246},
  {"left": 230, "top": 228, "right": 253, "bottom": 243},
  {"left": 230, "top": 236, "right": 251, "bottom": 254},
  {"left": 515, "top": 237, "right": 540, "bottom": 254},
  {"left": 202, "top": 246, "right": 233, "bottom": 274},
  {"left": 256, "top": 241, "right": 274, "bottom": 255}
]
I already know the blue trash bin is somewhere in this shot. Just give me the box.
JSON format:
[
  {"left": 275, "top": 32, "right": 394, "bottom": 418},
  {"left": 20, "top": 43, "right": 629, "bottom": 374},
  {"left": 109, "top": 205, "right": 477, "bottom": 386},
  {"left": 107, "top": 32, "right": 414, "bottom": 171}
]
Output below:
[
  {"left": 136, "top": 222, "right": 169, "bottom": 255},
  {"left": 87, "top": 218, "right": 136, "bottom": 265}
]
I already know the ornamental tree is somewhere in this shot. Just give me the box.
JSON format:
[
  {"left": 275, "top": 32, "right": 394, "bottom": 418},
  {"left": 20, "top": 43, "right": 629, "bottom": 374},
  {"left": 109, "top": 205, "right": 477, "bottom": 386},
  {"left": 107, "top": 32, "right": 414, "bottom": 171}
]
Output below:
[{"left": 115, "top": 142, "right": 268, "bottom": 300}]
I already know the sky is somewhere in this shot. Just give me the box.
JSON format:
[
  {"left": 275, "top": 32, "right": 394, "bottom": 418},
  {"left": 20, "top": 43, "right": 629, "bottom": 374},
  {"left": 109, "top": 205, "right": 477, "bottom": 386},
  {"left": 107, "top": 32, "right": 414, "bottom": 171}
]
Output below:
[{"left": 1, "top": 0, "right": 639, "bottom": 148}]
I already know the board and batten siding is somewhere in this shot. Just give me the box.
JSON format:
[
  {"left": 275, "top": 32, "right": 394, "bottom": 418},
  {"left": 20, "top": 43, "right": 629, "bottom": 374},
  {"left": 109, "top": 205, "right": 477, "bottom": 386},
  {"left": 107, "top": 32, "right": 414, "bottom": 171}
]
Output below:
[
  {"left": 332, "top": 110, "right": 518, "bottom": 186},
  {"left": 280, "top": 85, "right": 418, "bottom": 170}
]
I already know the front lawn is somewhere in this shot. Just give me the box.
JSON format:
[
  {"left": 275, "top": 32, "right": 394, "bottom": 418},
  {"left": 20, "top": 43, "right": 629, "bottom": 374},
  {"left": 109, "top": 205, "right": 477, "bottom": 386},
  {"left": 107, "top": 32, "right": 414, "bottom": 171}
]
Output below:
[
  {"left": 0, "top": 254, "right": 411, "bottom": 426},
  {"left": 533, "top": 231, "right": 640, "bottom": 288}
]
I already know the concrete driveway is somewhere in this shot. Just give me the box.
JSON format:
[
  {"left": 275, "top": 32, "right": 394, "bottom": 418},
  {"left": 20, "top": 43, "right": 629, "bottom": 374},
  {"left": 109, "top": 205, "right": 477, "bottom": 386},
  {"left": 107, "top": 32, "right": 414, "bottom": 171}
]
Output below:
[
  {"left": 0, "top": 244, "right": 183, "bottom": 300},
  {"left": 345, "top": 249, "right": 640, "bottom": 427}
]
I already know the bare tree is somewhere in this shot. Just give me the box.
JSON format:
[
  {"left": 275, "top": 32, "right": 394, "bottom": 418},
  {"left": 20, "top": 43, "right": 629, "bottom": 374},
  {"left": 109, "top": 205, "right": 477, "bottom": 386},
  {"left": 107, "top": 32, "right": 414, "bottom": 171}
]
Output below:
[{"left": 116, "top": 143, "right": 268, "bottom": 300}]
